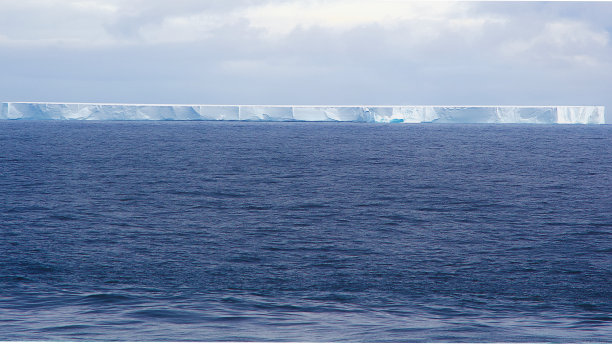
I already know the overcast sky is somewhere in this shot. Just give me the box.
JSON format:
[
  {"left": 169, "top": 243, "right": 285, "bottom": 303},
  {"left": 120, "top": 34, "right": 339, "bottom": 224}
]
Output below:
[{"left": 0, "top": 0, "right": 610, "bottom": 118}]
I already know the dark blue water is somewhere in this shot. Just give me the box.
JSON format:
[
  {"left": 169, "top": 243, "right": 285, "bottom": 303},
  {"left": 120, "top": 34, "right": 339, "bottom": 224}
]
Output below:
[{"left": 0, "top": 121, "right": 611, "bottom": 341}]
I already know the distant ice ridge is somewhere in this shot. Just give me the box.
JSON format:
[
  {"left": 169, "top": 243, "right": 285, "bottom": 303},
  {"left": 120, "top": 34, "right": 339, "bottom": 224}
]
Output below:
[{"left": 0, "top": 102, "right": 605, "bottom": 124}]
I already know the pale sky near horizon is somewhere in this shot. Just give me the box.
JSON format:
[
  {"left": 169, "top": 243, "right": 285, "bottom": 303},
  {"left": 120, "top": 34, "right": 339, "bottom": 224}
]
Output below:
[{"left": 0, "top": 1, "right": 610, "bottom": 120}]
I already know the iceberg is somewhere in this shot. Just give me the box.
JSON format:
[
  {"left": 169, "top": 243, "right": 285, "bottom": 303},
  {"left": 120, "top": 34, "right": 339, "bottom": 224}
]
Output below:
[
  {"left": 239, "top": 106, "right": 293, "bottom": 121},
  {"left": 0, "top": 102, "right": 605, "bottom": 124}
]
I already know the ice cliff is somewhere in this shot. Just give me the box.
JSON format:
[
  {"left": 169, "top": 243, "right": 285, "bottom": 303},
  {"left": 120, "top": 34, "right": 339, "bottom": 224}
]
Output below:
[{"left": 0, "top": 102, "right": 605, "bottom": 124}]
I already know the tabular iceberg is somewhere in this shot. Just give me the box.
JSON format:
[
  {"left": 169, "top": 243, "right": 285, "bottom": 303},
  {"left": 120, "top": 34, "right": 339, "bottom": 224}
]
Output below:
[{"left": 0, "top": 102, "right": 605, "bottom": 124}]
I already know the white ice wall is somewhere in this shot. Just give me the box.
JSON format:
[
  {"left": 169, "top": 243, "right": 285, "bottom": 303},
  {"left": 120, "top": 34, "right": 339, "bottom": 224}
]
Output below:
[{"left": 0, "top": 102, "right": 605, "bottom": 124}]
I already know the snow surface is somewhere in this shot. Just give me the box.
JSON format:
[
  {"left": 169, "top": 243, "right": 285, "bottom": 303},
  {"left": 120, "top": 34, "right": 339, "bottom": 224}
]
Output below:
[{"left": 0, "top": 102, "right": 605, "bottom": 124}]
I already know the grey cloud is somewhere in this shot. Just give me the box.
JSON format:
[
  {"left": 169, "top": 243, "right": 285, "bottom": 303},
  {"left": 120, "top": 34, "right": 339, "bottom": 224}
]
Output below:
[
  {"left": 103, "top": 0, "right": 286, "bottom": 40},
  {"left": 0, "top": 1, "right": 610, "bottom": 122}
]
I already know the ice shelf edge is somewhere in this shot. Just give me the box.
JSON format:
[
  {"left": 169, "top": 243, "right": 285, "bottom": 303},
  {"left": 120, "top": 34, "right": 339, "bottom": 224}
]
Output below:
[{"left": 0, "top": 102, "right": 605, "bottom": 124}]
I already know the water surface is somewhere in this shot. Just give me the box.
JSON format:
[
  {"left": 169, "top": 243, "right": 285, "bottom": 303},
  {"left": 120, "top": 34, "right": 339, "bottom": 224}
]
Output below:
[{"left": 0, "top": 121, "right": 611, "bottom": 341}]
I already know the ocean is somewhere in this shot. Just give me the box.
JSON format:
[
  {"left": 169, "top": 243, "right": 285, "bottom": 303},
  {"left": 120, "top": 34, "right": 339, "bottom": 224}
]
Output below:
[{"left": 0, "top": 121, "right": 611, "bottom": 341}]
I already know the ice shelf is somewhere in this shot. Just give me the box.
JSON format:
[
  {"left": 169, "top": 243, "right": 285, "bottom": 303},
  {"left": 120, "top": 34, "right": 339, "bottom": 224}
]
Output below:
[{"left": 0, "top": 102, "right": 605, "bottom": 124}]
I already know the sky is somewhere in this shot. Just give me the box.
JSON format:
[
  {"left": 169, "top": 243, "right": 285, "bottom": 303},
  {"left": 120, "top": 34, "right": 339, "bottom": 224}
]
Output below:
[{"left": 0, "top": 0, "right": 610, "bottom": 120}]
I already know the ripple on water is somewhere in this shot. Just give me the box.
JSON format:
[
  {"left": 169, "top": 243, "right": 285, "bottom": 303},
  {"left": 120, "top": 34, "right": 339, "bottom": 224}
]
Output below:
[
  {"left": 0, "top": 122, "right": 611, "bottom": 341},
  {"left": 77, "top": 293, "right": 140, "bottom": 305}
]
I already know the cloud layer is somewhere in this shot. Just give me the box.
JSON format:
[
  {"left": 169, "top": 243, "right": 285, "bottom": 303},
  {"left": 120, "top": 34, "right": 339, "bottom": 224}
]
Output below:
[{"left": 0, "top": 0, "right": 610, "bottom": 119}]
